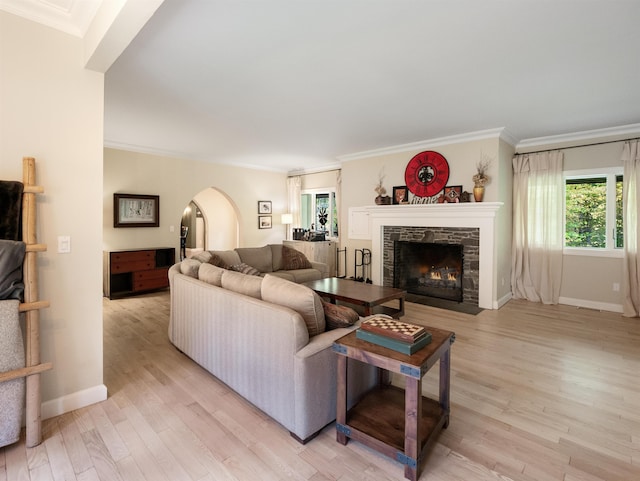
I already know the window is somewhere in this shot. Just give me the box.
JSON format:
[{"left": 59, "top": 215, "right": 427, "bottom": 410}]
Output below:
[
  {"left": 301, "top": 189, "right": 337, "bottom": 238},
  {"left": 564, "top": 168, "right": 623, "bottom": 253}
]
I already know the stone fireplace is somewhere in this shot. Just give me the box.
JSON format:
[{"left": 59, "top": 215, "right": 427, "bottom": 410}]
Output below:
[
  {"left": 359, "top": 203, "right": 501, "bottom": 309},
  {"left": 389, "top": 233, "right": 476, "bottom": 304}
]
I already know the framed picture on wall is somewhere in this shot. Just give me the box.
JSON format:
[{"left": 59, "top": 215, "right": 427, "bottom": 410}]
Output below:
[
  {"left": 258, "top": 200, "right": 272, "bottom": 214},
  {"left": 114, "top": 193, "right": 160, "bottom": 227},
  {"left": 258, "top": 215, "right": 272, "bottom": 229}
]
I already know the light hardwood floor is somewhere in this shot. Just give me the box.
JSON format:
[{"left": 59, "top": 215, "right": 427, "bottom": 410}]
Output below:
[{"left": 2, "top": 290, "right": 639, "bottom": 481}]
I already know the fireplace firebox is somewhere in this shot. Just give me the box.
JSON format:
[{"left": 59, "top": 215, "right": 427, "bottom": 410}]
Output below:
[{"left": 394, "top": 241, "right": 464, "bottom": 303}]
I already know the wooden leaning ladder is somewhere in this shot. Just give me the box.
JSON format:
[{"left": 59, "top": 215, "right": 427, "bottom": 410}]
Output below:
[{"left": 0, "top": 157, "right": 52, "bottom": 447}]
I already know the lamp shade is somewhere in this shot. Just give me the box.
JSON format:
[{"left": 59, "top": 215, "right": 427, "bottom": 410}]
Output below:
[{"left": 281, "top": 213, "right": 293, "bottom": 225}]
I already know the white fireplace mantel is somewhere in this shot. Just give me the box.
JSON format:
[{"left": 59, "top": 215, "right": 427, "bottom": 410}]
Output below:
[{"left": 352, "top": 202, "right": 503, "bottom": 309}]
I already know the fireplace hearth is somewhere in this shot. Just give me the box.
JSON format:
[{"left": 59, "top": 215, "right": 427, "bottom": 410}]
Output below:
[{"left": 394, "top": 241, "right": 463, "bottom": 302}]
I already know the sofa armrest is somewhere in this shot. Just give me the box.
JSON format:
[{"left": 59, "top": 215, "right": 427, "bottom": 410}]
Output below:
[
  {"left": 310, "top": 261, "right": 329, "bottom": 278},
  {"left": 295, "top": 325, "right": 356, "bottom": 359}
]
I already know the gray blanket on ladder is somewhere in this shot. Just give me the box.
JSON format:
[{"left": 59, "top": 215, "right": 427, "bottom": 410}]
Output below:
[{"left": 0, "top": 299, "right": 25, "bottom": 447}]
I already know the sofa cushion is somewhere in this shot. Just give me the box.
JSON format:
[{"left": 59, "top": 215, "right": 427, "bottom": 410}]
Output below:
[
  {"left": 221, "top": 270, "right": 263, "bottom": 299},
  {"left": 321, "top": 300, "right": 359, "bottom": 330},
  {"left": 283, "top": 268, "right": 322, "bottom": 284},
  {"left": 198, "top": 263, "right": 225, "bottom": 287},
  {"left": 190, "top": 251, "right": 213, "bottom": 263},
  {"left": 211, "top": 250, "right": 242, "bottom": 267},
  {"left": 235, "top": 246, "right": 273, "bottom": 273},
  {"left": 180, "top": 258, "right": 201, "bottom": 278},
  {"left": 261, "top": 274, "right": 325, "bottom": 336},
  {"left": 269, "top": 244, "right": 284, "bottom": 271},
  {"left": 265, "top": 270, "right": 295, "bottom": 282},
  {"left": 281, "top": 246, "right": 312, "bottom": 270},
  {"left": 230, "top": 262, "right": 261, "bottom": 276}
]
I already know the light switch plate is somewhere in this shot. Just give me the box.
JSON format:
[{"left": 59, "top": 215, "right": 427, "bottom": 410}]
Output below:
[{"left": 58, "top": 236, "right": 71, "bottom": 253}]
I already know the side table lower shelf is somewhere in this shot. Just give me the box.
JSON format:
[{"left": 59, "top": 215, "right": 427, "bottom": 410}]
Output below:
[{"left": 339, "top": 385, "right": 447, "bottom": 461}]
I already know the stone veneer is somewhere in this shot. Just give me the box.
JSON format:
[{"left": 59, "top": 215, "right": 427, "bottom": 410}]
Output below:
[{"left": 382, "top": 226, "right": 480, "bottom": 305}]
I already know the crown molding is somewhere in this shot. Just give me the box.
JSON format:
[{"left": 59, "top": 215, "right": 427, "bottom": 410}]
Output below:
[
  {"left": 104, "top": 140, "right": 335, "bottom": 174},
  {"left": 0, "top": 0, "right": 101, "bottom": 37},
  {"left": 516, "top": 123, "right": 640, "bottom": 152},
  {"left": 337, "top": 128, "right": 512, "bottom": 162}
]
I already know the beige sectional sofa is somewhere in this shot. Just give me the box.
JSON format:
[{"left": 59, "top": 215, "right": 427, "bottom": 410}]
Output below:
[
  {"left": 168, "top": 254, "right": 377, "bottom": 443},
  {"left": 185, "top": 244, "right": 329, "bottom": 283}
]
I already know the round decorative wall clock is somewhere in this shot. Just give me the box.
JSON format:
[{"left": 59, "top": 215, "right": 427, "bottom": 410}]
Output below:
[{"left": 404, "top": 151, "right": 450, "bottom": 198}]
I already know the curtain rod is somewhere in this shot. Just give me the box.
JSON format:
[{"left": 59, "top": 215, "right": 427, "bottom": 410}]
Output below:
[
  {"left": 288, "top": 167, "right": 341, "bottom": 177},
  {"left": 515, "top": 136, "right": 640, "bottom": 156}
]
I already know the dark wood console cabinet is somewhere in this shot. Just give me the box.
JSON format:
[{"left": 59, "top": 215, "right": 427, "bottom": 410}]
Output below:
[{"left": 103, "top": 247, "right": 175, "bottom": 299}]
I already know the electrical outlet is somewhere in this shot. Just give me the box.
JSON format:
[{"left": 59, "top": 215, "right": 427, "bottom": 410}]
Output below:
[{"left": 613, "top": 282, "right": 620, "bottom": 292}]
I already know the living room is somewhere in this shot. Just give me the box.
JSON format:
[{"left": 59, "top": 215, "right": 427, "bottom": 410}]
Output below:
[{"left": 1, "top": 1, "right": 639, "bottom": 480}]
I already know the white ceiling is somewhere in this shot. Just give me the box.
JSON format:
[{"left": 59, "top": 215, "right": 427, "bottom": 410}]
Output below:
[{"left": 6, "top": 0, "right": 640, "bottom": 173}]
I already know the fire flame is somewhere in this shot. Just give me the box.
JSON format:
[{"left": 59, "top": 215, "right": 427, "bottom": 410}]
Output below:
[{"left": 429, "top": 268, "right": 457, "bottom": 281}]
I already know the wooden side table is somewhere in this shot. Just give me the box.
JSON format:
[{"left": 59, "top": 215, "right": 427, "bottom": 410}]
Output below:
[{"left": 333, "top": 327, "right": 454, "bottom": 481}]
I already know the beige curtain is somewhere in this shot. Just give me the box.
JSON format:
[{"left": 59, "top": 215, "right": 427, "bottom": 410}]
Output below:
[
  {"left": 287, "top": 175, "right": 302, "bottom": 238},
  {"left": 511, "top": 151, "right": 564, "bottom": 304},
  {"left": 621, "top": 141, "right": 640, "bottom": 317}
]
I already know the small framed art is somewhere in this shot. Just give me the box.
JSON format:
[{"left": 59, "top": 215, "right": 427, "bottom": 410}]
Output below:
[
  {"left": 443, "top": 185, "right": 462, "bottom": 203},
  {"left": 258, "top": 201, "right": 272, "bottom": 214},
  {"left": 259, "top": 215, "right": 272, "bottom": 229},
  {"left": 393, "top": 186, "right": 409, "bottom": 204},
  {"left": 114, "top": 193, "right": 159, "bottom": 227}
]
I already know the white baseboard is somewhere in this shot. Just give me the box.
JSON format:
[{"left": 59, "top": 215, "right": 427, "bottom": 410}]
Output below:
[
  {"left": 495, "top": 292, "right": 512, "bottom": 309},
  {"left": 558, "top": 297, "right": 624, "bottom": 313},
  {"left": 41, "top": 384, "right": 107, "bottom": 420}
]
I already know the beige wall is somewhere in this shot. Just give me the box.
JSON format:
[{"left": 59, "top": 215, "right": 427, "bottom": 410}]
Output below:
[
  {"left": 496, "top": 138, "right": 515, "bottom": 302},
  {"left": 301, "top": 170, "right": 338, "bottom": 190},
  {"left": 1, "top": 12, "right": 106, "bottom": 414},
  {"left": 103, "top": 149, "right": 289, "bottom": 253}
]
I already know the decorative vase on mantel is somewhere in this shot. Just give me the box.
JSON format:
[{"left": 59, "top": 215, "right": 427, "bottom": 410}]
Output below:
[
  {"left": 473, "top": 186, "right": 485, "bottom": 202},
  {"left": 472, "top": 157, "right": 491, "bottom": 203},
  {"left": 375, "top": 195, "right": 392, "bottom": 205}
]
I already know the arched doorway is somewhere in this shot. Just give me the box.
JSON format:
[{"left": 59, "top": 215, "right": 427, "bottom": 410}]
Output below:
[{"left": 180, "top": 187, "right": 239, "bottom": 258}]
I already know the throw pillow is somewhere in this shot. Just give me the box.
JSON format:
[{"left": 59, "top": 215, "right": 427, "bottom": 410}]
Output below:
[
  {"left": 281, "top": 245, "right": 312, "bottom": 270},
  {"left": 230, "top": 262, "right": 261, "bottom": 276},
  {"left": 261, "top": 274, "right": 325, "bottom": 336},
  {"left": 208, "top": 252, "right": 230, "bottom": 269},
  {"left": 321, "top": 300, "right": 359, "bottom": 330}
]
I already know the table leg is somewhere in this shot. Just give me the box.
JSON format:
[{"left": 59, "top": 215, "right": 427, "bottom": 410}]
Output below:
[
  {"left": 439, "top": 346, "right": 451, "bottom": 428},
  {"left": 404, "top": 376, "right": 421, "bottom": 481},
  {"left": 336, "top": 354, "right": 348, "bottom": 445}
]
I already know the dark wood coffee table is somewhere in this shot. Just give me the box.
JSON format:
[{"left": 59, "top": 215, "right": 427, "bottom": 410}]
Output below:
[{"left": 303, "top": 277, "right": 405, "bottom": 318}]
